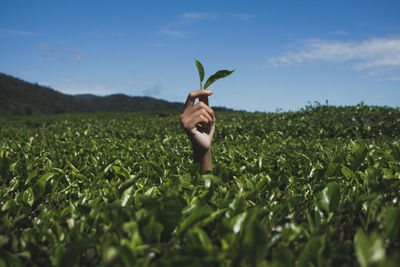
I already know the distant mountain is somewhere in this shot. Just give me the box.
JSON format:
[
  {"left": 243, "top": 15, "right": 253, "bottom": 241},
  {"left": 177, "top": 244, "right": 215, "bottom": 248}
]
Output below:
[
  {"left": 74, "top": 94, "right": 98, "bottom": 100},
  {"left": 0, "top": 73, "right": 233, "bottom": 115}
]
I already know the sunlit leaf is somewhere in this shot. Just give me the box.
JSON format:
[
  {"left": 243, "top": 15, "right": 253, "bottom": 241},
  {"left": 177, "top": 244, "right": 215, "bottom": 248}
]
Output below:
[
  {"left": 354, "top": 230, "right": 385, "bottom": 267},
  {"left": 204, "top": 70, "right": 235, "bottom": 89},
  {"left": 317, "top": 182, "right": 340, "bottom": 213},
  {"left": 22, "top": 188, "right": 35, "bottom": 207},
  {"left": 195, "top": 59, "right": 205, "bottom": 87}
]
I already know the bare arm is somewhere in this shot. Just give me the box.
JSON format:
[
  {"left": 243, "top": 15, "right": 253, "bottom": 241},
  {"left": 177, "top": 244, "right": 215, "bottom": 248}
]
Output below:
[{"left": 180, "top": 89, "right": 216, "bottom": 173}]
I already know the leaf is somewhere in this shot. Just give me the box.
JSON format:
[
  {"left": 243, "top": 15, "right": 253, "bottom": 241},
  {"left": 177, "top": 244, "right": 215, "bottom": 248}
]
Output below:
[
  {"left": 380, "top": 207, "right": 400, "bottom": 242},
  {"left": 298, "top": 235, "right": 327, "bottom": 267},
  {"left": 317, "top": 182, "right": 340, "bottom": 213},
  {"left": 179, "top": 173, "right": 192, "bottom": 188},
  {"left": 0, "top": 251, "right": 23, "bottom": 267},
  {"left": 37, "top": 173, "right": 56, "bottom": 191},
  {"left": 354, "top": 230, "right": 385, "bottom": 267},
  {"left": 282, "top": 222, "right": 301, "bottom": 242},
  {"left": 142, "top": 216, "right": 164, "bottom": 243},
  {"left": 0, "top": 235, "right": 9, "bottom": 248},
  {"left": 195, "top": 59, "right": 205, "bottom": 87},
  {"left": 177, "top": 203, "right": 212, "bottom": 236},
  {"left": 25, "top": 169, "right": 38, "bottom": 185},
  {"left": 121, "top": 186, "right": 134, "bottom": 207},
  {"left": 239, "top": 208, "right": 268, "bottom": 266},
  {"left": 341, "top": 164, "right": 355, "bottom": 180},
  {"left": 204, "top": 69, "right": 234, "bottom": 89},
  {"left": 191, "top": 227, "right": 212, "bottom": 251},
  {"left": 231, "top": 212, "right": 247, "bottom": 234},
  {"left": 226, "top": 196, "right": 246, "bottom": 218},
  {"left": 22, "top": 188, "right": 35, "bottom": 207},
  {"left": 201, "top": 174, "right": 222, "bottom": 188},
  {"left": 272, "top": 244, "right": 295, "bottom": 266},
  {"left": 55, "top": 238, "right": 92, "bottom": 267},
  {"left": 1, "top": 199, "right": 16, "bottom": 211}
]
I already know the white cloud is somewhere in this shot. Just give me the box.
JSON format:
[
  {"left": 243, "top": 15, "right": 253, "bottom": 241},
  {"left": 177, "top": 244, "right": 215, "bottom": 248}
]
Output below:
[
  {"left": 0, "top": 28, "right": 34, "bottom": 36},
  {"left": 38, "top": 42, "right": 56, "bottom": 59},
  {"left": 269, "top": 37, "right": 400, "bottom": 80},
  {"left": 158, "top": 12, "right": 219, "bottom": 39},
  {"left": 40, "top": 80, "right": 121, "bottom": 95},
  {"left": 69, "top": 50, "right": 85, "bottom": 61},
  {"left": 158, "top": 29, "right": 186, "bottom": 38},
  {"left": 39, "top": 78, "right": 163, "bottom": 97},
  {"left": 331, "top": 31, "right": 349, "bottom": 36},
  {"left": 142, "top": 84, "right": 162, "bottom": 96},
  {"left": 231, "top": 13, "right": 256, "bottom": 21},
  {"left": 38, "top": 43, "right": 85, "bottom": 62},
  {"left": 179, "top": 12, "right": 218, "bottom": 21}
]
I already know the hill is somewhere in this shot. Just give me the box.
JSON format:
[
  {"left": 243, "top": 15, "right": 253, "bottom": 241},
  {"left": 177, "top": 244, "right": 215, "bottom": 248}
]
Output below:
[{"left": 0, "top": 73, "right": 233, "bottom": 115}]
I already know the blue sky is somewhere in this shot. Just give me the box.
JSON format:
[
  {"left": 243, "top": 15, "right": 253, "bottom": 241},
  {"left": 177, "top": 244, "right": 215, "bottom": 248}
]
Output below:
[{"left": 1, "top": 0, "right": 399, "bottom": 112}]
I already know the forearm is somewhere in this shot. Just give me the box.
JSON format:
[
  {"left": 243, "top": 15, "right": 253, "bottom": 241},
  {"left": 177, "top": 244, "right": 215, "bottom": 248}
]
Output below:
[
  {"left": 193, "top": 145, "right": 212, "bottom": 173},
  {"left": 181, "top": 90, "right": 215, "bottom": 174}
]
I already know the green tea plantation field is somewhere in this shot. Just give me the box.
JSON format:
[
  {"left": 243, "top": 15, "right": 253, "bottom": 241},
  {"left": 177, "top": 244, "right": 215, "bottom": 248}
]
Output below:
[{"left": 1, "top": 104, "right": 400, "bottom": 266}]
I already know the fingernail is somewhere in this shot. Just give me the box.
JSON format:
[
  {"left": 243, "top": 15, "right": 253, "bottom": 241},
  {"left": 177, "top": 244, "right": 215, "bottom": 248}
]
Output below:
[{"left": 207, "top": 90, "right": 213, "bottom": 94}]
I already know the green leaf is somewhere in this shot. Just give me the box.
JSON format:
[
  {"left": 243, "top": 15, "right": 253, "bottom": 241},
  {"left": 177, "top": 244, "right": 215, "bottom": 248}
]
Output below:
[
  {"left": 239, "top": 208, "right": 268, "bottom": 266},
  {"left": 179, "top": 173, "right": 192, "bottom": 188},
  {"left": 272, "top": 244, "right": 294, "bottom": 266},
  {"left": 121, "top": 186, "right": 134, "bottom": 207},
  {"left": 191, "top": 227, "right": 213, "bottom": 251},
  {"left": 142, "top": 216, "right": 164, "bottom": 242},
  {"left": 55, "top": 238, "right": 92, "bottom": 267},
  {"left": 37, "top": 173, "right": 56, "bottom": 190},
  {"left": 354, "top": 230, "right": 385, "bottom": 267},
  {"left": 25, "top": 169, "right": 38, "bottom": 185},
  {"left": 317, "top": 182, "right": 340, "bottom": 213},
  {"left": 341, "top": 164, "right": 355, "bottom": 180},
  {"left": 380, "top": 207, "right": 400, "bottom": 242},
  {"left": 195, "top": 59, "right": 205, "bottom": 88},
  {"left": 204, "top": 69, "right": 234, "bottom": 89},
  {"left": 231, "top": 212, "right": 247, "bottom": 234},
  {"left": 0, "top": 235, "right": 9, "bottom": 248},
  {"left": 0, "top": 251, "right": 23, "bottom": 267},
  {"left": 1, "top": 199, "right": 16, "bottom": 211},
  {"left": 298, "top": 235, "right": 327, "bottom": 267},
  {"left": 22, "top": 188, "right": 35, "bottom": 207},
  {"left": 282, "top": 222, "right": 301, "bottom": 242},
  {"left": 177, "top": 203, "right": 212, "bottom": 236}
]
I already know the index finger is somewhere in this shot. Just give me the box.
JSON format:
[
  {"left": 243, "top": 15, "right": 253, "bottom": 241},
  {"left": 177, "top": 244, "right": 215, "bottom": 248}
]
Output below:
[{"left": 184, "top": 89, "right": 213, "bottom": 109}]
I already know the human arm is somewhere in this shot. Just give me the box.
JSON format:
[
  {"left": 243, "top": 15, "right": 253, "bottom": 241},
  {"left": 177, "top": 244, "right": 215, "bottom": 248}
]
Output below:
[{"left": 180, "top": 89, "right": 216, "bottom": 173}]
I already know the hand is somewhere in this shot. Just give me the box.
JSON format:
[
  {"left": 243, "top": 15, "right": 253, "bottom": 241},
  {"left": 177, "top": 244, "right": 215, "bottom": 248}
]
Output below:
[{"left": 180, "top": 89, "right": 216, "bottom": 151}]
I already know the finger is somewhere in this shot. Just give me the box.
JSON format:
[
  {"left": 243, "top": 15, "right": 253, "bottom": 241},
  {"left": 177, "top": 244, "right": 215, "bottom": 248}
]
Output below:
[
  {"left": 198, "top": 114, "right": 210, "bottom": 125},
  {"left": 194, "top": 102, "right": 215, "bottom": 119},
  {"left": 184, "top": 89, "right": 213, "bottom": 109},
  {"left": 209, "top": 121, "right": 215, "bottom": 137},
  {"left": 198, "top": 109, "right": 213, "bottom": 123},
  {"left": 192, "top": 109, "right": 212, "bottom": 125}
]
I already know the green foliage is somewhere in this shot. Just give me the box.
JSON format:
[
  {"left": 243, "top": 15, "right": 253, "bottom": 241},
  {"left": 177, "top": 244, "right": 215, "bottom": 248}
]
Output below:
[
  {"left": 194, "top": 59, "right": 234, "bottom": 89},
  {"left": 354, "top": 230, "right": 385, "bottom": 267},
  {"left": 0, "top": 73, "right": 194, "bottom": 116},
  {"left": 195, "top": 59, "right": 205, "bottom": 88},
  {"left": 0, "top": 105, "right": 399, "bottom": 266},
  {"left": 317, "top": 182, "right": 340, "bottom": 214}
]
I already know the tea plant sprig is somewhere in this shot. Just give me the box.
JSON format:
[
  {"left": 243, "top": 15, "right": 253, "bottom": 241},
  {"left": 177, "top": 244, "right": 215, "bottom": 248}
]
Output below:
[{"left": 195, "top": 59, "right": 234, "bottom": 89}]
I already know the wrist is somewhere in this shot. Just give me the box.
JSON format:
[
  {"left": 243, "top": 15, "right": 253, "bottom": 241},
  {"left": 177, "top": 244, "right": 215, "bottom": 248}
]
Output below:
[{"left": 192, "top": 144, "right": 212, "bottom": 173}]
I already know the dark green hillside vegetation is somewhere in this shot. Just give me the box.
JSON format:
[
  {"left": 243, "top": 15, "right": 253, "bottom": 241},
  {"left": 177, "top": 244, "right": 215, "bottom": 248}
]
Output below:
[
  {"left": 0, "top": 73, "right": 233, "bottom": 115},
  {"left": 0, "top": 73, "right": 188, "bottom": 115},
  {"left": 0, "top": 104, "right": 399, "bottom": 266},
  {"left": 0, "top": 73, "right": 87, "bottom": 115}
]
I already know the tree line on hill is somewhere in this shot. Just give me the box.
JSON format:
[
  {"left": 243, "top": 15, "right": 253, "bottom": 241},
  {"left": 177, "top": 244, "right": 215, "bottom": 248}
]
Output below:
[{"left": 0, "top": 73, "right": 233, "bottom": 116}]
